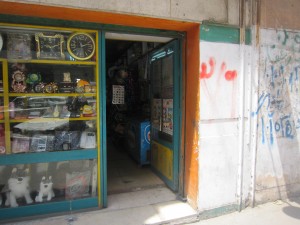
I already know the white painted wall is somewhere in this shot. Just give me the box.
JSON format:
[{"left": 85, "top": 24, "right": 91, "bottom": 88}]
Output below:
[
  {"left": 5, "top": 0, "right": 240, "bottom": 25},
  {"left": 199, "top": 41, "right": 239, "bottom": 210},
  {"left": 254, "top": 28, "right": 300, "bottom": 203},
  {"left": 198, "top": 40, "right": 253, "bottom": 211}
]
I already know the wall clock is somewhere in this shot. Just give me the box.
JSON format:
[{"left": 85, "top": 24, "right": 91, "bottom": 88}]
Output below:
[
  {"left": 67, "top": 33, "right": 95, "bottom": 60},
  {"left": 35, "top": 33, "right": 65, "bottom": 59},
  {"left": 7, "top": 33, "right": 32, "bottom": 60}
]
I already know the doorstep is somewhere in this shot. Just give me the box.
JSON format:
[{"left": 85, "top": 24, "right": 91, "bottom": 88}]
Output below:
[{"left": 6, "top": 187, "right": 198, "bottom": 225}]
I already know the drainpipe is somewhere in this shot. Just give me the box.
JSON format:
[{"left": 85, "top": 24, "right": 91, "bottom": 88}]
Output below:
[
  {"left": 237, "top": 0, "right": 246, "bottom": 212},
  {"left": 250, "top": 0, "right": 260, "bottom": 208}
]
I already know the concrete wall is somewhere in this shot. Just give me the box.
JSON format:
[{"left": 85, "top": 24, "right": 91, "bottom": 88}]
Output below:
[
  {"left": 253, "top": 28, "right": 300, "bottom": 203},
  {"left": 260, "top": 0, "right": 300, "bottom": 30},
  {"left": 6, "top": 0, "right": 240, "bottom": 25}
]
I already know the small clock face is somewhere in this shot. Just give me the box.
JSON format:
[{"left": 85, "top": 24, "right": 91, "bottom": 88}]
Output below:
[
  {"left": 36, "top": 33, "right": 65, "bottom": 59},
  {"left": 13, "top": 71, "right": 25, "bottom": 82},
  {"left": 67, "top": 33, "right": 95, "bottom": 60}
]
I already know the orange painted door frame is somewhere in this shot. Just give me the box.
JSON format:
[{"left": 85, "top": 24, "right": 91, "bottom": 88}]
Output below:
[{"left": 0, "top": 1, "right": 200, "bottom": 209}]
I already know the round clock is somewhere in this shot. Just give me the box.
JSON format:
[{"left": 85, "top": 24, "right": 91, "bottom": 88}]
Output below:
[{"left": 67, "top": 33, "right": 95, "bottom": 60}]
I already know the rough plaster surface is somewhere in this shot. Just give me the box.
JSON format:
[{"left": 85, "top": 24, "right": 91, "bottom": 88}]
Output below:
[
  {"left": 198, "top": 40, "right": 253, "bottom": 210},
  {"left": 5, "top": 0, "right": 239, "bottom": 25},
  {"left": 198, "top": 120, "right": 239, "bottom": 210},
  {"left": 254, "top": 28, "right": 300, "bottom": 203},
  {"left": 261, "top": 0, "right": 300, "bottom": 30}
]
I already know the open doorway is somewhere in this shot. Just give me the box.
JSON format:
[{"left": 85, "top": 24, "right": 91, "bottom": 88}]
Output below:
[{"left": 105, "top": 33, "right": 181, "bottom": 198}]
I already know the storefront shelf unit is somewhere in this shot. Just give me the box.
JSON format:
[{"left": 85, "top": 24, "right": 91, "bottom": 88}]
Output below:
[
  {"left": 0, "top": 23, "right": 100, "bottom": 220},
  {"left": 0, "top": 149, "right": 97, "bottom": 165},
  {"left": 6, "top": 59, "right": 97, "bottom": 66}
]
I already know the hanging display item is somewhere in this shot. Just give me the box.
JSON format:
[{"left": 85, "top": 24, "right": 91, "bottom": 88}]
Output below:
[
  {"left": 67, "top": 32, "right": 95, "bottom": 60},
  {"left": 162, "top": 99, "right": 173, "bottom": 135},
  {"left": 35, "top": 33, "right": 64, "bottom": 59},
  {"left": 112, "top": 85, "right": 125, "bottom": 104},
  {"left": 7, "top": 33, "right": 32, "bottom": 60}
]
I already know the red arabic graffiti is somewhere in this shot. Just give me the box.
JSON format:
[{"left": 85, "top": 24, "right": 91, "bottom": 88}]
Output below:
[
  {"left": 200, "top": 57, "right": 238, "bottom": 81},
  {"left": 200, "top": 57, "right": 215, "bottom": 79}
]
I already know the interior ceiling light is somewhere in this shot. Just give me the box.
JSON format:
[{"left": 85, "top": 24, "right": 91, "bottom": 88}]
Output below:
[{"left": 105, "top": 32, "right": 173, "bottom": 43}]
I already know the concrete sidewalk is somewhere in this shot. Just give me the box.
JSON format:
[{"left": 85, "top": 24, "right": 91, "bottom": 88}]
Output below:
[
  {"left": 4, "top": 191, "right": 300, "bottom": 225},
  {"left": 188, "top": 197, "right": 300, "bottom": 225}
]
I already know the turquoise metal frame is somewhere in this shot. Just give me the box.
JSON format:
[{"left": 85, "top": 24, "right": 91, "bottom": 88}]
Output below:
[
  {"left": 149, "top": 39, "right": 182, "bottom": 191},
  {"left": 99, "top": 31, "right": 107, "bottom": 208}
]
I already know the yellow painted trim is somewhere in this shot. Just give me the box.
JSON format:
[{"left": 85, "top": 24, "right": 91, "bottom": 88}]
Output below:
[
  {"left": 3, "top": 59, "right": 96, "bottom": 66},
  {"left": 67, "top": 32, "right": 96, "bottom": 61},
  {"left": 95, "top": 32, "right": 101, "bottom": 207},
  {"left": 151, "top": 141, "right": 173, "bottom": 180},
  {"left": 10, "top": 117, "right": 96, "bottom": 123},
  {"left": 1, "top": 59, "right": 10, "bottom": 154},
  {"left": 0, "top": 22, "right": 98, "bottom": 34},
  {"left": 8, "top": 93, "right": 96, "bottom": 97}
]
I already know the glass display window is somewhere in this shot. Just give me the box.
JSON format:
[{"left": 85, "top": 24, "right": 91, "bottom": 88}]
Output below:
[
  {"left": 0, "top": 23, "right": 99, "bottom": 216},
  {"left": 0, "top": 159, "right": 97, "bottom": 208}
]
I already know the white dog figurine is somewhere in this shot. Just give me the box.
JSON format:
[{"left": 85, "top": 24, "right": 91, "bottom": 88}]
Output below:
[
  {"left": 35, "top": 176, "right": 55, "bottom": 202},
  {"left": 5, "top": 168, "right": 33, "bottom": 207}
]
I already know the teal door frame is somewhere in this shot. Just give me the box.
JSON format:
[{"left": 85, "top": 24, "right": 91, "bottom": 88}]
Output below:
[{"left": 101, "top": 31, "right": 184, "bottom": 206}]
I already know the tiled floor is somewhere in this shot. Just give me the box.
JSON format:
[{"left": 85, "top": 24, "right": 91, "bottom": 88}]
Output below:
[{"left": 107, "top": 140, "right": 165, "bottom": 194}]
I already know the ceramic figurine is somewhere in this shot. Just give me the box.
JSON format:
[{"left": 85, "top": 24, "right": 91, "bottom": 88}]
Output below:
[{"left": 35, "top": 176, "right": 55, "bottom": 202}]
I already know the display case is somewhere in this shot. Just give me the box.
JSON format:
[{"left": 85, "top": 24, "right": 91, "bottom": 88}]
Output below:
[{"left": 0, "top": 23, "right": 99, "bottom": 220}]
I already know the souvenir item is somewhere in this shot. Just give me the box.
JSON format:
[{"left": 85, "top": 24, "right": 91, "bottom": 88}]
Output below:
[
  {"left": 11, "top": 70, "right": 27, "bottom": 93},
  {"left": 59, "top": 72, "right": 74, "bottom": 93},
  {"left": 54, "top": 131, "right": 81, "bottom": 151},
  {"left": 35, "top": 33, "right": 64, "bottom": 59},
  {"left": 75, "top": 79, "right": 89, "bottom": 93},
  {"left": 30, "top": 135, "right": 54, "bottom": 152},
  {"left": 67, "top": 32, "right": 95, "bottom": 60},
  {"left": 11, "top": 134, "right": 30, "bottom": 153},
  {"left": 0, "top": 124, "right": 5, "bottom": 154},
  {"left": 53, "top": 105, "right": 60, "bottom": 117},
  {"left": 80, "top": 131, "right": 96, "bottom": 149},
  {"left": 84, "top": 85, "right": 91, "bottom": 93},
  {"left": 5, "top": 168, "right": 33, "bottom": 207},
  {"left": 0, "top": 80, "right": 3, "bottom": 92},
  {"left": 26, "top": 73, "right": 41, "bottom": 92},
  {"left": 44, "top": 82, "right": 58, "bottom": 93},
  {"left": 34, "top": 82, "right": 45, "bottom": 93},
  {"left": 26, "top": 73, "right": 41, "bottom": 84},
  {"left": 7, "top": 33, "right": 32, "bottom": 59},
  {"left": 66, "top": 171, "right": 91, "bottom": 199},
  {"left": 82, "top": 105, "right": 94, "bottom": 117},
  {"left": 35, "top": 176, "right": 55, "bottom": 202}
]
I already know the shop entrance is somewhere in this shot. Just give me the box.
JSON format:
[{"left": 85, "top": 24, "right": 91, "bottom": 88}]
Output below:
[{"left": 105, "top": 33, "right": 181, "bottom": 198}]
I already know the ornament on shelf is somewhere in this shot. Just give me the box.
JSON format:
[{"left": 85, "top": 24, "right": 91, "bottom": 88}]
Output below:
[
  {"left": 35, "top": 176, "right": 55, "bottom": 202},
  {"left": 11, "top": 70, "right": 26, "bottom": 93}
]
